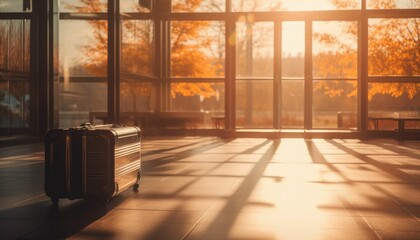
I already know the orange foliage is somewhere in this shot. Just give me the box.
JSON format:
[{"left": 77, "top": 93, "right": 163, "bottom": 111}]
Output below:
[
  {"left": 72, "top": 0, "right": 222, "bottom": 100},
  {"left": 315, "top": 0, "right": 419, "bottom": 100},
  {"left": 170, "top": 18, "right": 223, "bottom": 98}
]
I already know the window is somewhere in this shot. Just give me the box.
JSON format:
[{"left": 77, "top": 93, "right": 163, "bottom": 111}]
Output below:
[
  {"left": 368, "top": 18, "right": 420, "bottom": 77},
  {"left": 312, "top": 21, "right": 358, "bottom": 129},
  {"left": 0, "top": 20, "right": 30, "bottom": 129},
  {"left": 170, "top": 21, "right": 225, "bottom": 78},
  {"left": 55, "top": 1, "right": 108, "bottom": 127}
]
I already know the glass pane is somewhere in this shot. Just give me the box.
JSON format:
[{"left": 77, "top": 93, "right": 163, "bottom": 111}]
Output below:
[
  {"left": 313, "top": 80, "right": 357, "bottom": 129},
  {"left": 59, "top": 0, "right": 107, "bottom": 12},
  {"left": 172, "top": 0, "right": 225, "bottom": 12},
  {"left": 236, "top": 21, "right": 273, "bottom": 78},
  {"left": 57, "top": 20, "right": 108, "bottom": 128},
  {"left": 236, "top": 80, "right": 273, "bottom": 128},
  {"left": 0, "top": 20, "right": 30, "bottom": 129},
  {"left": 59, "top": 20, "right": 108, "bottom": 77},
  {"left": 368, "top": 18, "right": 420, "bottom": 76},
  {"left": 368, "top": 83, "right": 420, "bottom": 130},
  {"left": 121, "top": 0, "right": 152, "bottom": 13},
  {"left": 0, "top": 0, "right": 31, "bottom": 12},
  {"left": 368, "top": 0, "right": 420, "bottom": 9},
  {"left": 121, "top": 20, "right": 154, "bottom": 77},
  {"left": 57, "top": 82, "right": 107, "bottom": 127},
  {"left": 232, "top": 0, "right": 360, "bottom": 11},
  {"left": 232, "top": 0, "right": 282, "bottom": 11},
  {"left": 168, "top": 83, "right": 224, "bottom": 129},
  {"left": 120, "top": 82, "right": 153, "bottom": 127},
  {"left": 170, "top": 21, "right": 225, "bottom": 78},
  {"left": 121, "top": 82, "right": 152, "bottom": 112},
  {"left": 282, "top": 0, "right": 361, "bottom": 11},
  {"left": 313, "top": 21, "right": 358, "bottom": 79},
  {"left": 282, "top": 21, "right": 304, "bottom": 79},
  {"left": 282, "top": 81, "right": 304, "bottom": 128}
]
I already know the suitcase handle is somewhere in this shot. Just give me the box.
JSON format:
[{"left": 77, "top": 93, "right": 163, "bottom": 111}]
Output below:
[{"left": 76, "top": 123, "right": 122, "bottom": 130}]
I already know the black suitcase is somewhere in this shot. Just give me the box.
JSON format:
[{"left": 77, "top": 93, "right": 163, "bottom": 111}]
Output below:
[{"left": 45, "top": 123, "right": 141, "bottom": 204}]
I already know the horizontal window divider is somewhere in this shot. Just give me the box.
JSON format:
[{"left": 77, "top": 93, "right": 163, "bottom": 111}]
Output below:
[
  {"left": 120, "top": 13, "right": 153, "bottom": 20},
  {"left": 120, "top": 72, "right": 157, "bottom": 81},
  {"left": 366, "top": 9, "right": 420, "bottom": 18},
  {"left": 159, "top": 12, "right": 226, "bottom": 21},
  {"left": 58, "top": 76, "right": 107, "bottom": 83},
  {"left": 160, "top": 11, "right": 363, "bottom": 21},
  {"left": 368, "top": 76, "right": 420, "bottom": 83},
  {"left": 236, "top": 77, "right": 274, "bottom": 81},
  {"left": 312, "top": 78, "right": 358, "bottom": 81},
  {"left": 281, "top": 78, "right": 305, "bottom": 81},
  {"left": 0, "top": 77, "right": 30, "bottom": 83},
  {"left": 0, "top": 13, "right": 31, "bottom": 19},
  {"left": 167, "top": 78, "right": 225, "bottom": 83},
  {"left": 59, "top": 13, "right": 108, "bottom": 20}
]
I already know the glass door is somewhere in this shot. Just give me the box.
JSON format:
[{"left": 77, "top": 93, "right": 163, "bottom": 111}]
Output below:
[{"left": 281, "top": 21, "right": 305, "bottom": 129}]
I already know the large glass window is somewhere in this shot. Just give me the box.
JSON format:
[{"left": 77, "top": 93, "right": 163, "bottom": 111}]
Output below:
[
  {"left": 120, "top": 20, "right": 154, "bottom": 115},
  {"left": 236, "top": 21, "right": 273, "bottom": 128},
  {"left": 55, "top": 0, "right": 109, "bottom": 128},
  {"left": 282, "top": 21, "right": 304, "bottom": 128},
  {"left": 0, "top": 20, "right": 30, "bottom": 129},
  {"left": 57, "top": 20, "right": 108, "bottom": 127},
  {"left": 168, "top": 20, "right": 225, "bottom": 128},
  {"left": 312, "top": 21, "right": 358, "bottom": 129}
]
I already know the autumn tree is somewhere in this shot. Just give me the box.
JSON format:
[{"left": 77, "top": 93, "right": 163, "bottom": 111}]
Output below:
[
  {"left": 67, "top": 0, "right": 225, "bottom": 111},
  {"left": 316, "top": 0, "right": 420, "bottom": 101}
]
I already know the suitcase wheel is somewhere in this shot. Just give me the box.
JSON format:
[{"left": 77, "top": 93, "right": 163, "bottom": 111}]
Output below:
[
  {"left": 133, "top": 171, "right": 141, "bottom": 191},
  {"left": 51, "top": 197, "right": 59, "bottom": 205}
]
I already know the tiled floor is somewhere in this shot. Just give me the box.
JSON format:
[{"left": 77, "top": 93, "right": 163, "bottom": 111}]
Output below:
[{"left": 1, "top": 137, "right": 420, "bottom": 239}]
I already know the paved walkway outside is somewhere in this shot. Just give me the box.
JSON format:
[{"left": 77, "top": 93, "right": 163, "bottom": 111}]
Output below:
[{"left": 1, "top": 137, "right": 420, "bottom": 239}]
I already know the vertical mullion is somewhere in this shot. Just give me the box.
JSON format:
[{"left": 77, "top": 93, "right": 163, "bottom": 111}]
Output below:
[
  {"left": 107, "top": 0, "right": 118, "bottom": 123},
  {"left": 154, "top": 12, "right": 162, "bottom": 112},
  {"left": 273, "top": 20, "right": 281, "bottom": 129},
  {"left": 34, "top": 0, "right": 51, "bottom": 134},
  {"left": 48, "top": 0, "right": 55, "bottom": 129},
  {"left": 359, "top": 0, "right": 368, "bottom": 137},
  {"left": 304, "top": 19, "right": 312, "bottom": 130},
  {"left": 225, "top": 19, "right": 236, "bottom": 130}
]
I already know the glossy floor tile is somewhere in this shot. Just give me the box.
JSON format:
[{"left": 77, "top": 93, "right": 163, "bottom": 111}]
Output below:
[{"left": 1, "top": 138, "right": 420, "bottom": 239}]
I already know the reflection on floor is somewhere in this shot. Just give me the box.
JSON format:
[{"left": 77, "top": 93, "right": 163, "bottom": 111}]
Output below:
[{"left": 1, "top": 137, "right": 420, "bottom": 239}]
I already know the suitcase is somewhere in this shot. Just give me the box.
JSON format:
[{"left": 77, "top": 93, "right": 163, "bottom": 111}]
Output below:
[{"left": 45, "top": 123, "right": 141, "bottom": 204}]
